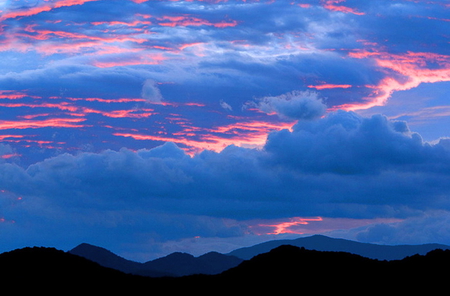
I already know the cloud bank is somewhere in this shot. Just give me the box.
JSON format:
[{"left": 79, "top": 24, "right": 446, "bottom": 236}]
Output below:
[{"left": 2, "top": 110, "right": 450, "bottom": 259}]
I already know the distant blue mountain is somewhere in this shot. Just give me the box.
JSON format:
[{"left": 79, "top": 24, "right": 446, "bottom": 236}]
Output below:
[
  {"left": 227, "top": 234, "right": 450, "bottom": 260},
  {"left": 70, "top": 235, "right": 450, "bottom": 278},
  {"left": 69, "top": 243, "right": 243, "bottom": 277}
]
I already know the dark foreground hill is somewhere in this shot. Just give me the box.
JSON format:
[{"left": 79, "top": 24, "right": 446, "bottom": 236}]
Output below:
[{"left": 1, "top": 245, "right": 449, "bottom": 293}]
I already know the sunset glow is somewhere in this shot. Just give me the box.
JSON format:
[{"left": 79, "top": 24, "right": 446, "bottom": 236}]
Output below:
[{"left": 255, "top": 217, "right": 324, "bottom": 235}]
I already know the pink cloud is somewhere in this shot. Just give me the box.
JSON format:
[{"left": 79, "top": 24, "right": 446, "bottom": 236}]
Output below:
[
  {"left": 338, "top": 51, "right": 450, "bottom": 111},
  {"left": 321, "top": 0, "right": 365, "bottom": 15},
  {"left": 157, "top": 15, "right": 238, "bottom": 28},
  {"left": 67, "top": 97, "right": 147, "bottom": 103},
  {"left": 248, "top": 217, "right": 403, "bottom": 236},
  {"left": 252, "top": 217, "right": 324, "bottom": 235},
  {"left": 0, "top": 0, "right": 99, "bottom": 21},
  {"left": 308, "top": 84, "right": 352, "bottom": 90},
  {"left": 0, "top": 118, "right": 87, "bottom": 130},
  {"left": 0, "top": 91, "right": 31, "bottom": 100},
  {"left": 114, "top": 120, "right": 295, "bottom": 155},
  {"left": 90, "top": 53, "right": 166, "bottom": 68}
]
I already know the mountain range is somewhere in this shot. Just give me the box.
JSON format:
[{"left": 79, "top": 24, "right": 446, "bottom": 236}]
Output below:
[
  {"left": 2, "top": 239, "right": 450, "bottom": 293},
  {"left": 227, "top": 234, "right": 450, "bottom": 260},
  {"left": 67, "top": 234, "right": 450, "bottom": 277},
  {"left": 69, "top": 243, "right": 243, "bottom": 277}
]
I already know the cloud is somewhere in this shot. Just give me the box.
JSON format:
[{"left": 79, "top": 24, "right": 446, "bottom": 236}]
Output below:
[
  {"left": 0, "top": 110, "right": 450, "bottom": 258},
  {"left": 263, "top": 110, "right": 447, "bottom": 174},
  {"left": 2, "top": 111, "right": 450, "bottom": 223},
  {"left": 246, "top": 91, "right": 327, "bottom": 120},
  {"left": 220, "top": 100, "right": 232, "bottom": 111},
  {"left": 141, "top": 79, "right": 164, "bottom": 103},
  {"left": 353, "top": 210, "right": 450, "bottom": 246}
]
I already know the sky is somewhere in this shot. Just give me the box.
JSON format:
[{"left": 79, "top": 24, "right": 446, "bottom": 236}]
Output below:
[{"left": 0, "top": 0, "right": 450, "bottom": 262}]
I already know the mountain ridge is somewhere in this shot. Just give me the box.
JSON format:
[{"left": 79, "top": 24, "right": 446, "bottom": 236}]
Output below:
[
  {"left": 3, "top": 243, "right": 450, "bottom": 293},
  {"left": 227, "top": 234, "right": 450, "bottom": 260},
  {"left": 68, "top": 234, "right": 450, "bottom": 277},
  {"left": 69, "top": 243, "right": 244, "bottom": 277}
]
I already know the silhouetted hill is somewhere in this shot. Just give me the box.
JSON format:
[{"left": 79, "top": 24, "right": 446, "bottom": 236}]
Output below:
[
  {"left": 1, "top": 244, "right": 449, "bottom": 293},
  {"left": 0, "top": 246, "right": 154, "bottom": 293},
  {"left": 140, "top": 251, "right": 243, "bottom": 277},
  {"left": 69, "top": 243, "right": 243, "bottom": 277},
  {"left": 228, "top": 234, "right": 450, "bottom": 260},
  {"left": 221, "top": 245, "right": 450, "bottom": 293},
  {"left": 69, "top": 243, "right": 143, "bottom": 274}
]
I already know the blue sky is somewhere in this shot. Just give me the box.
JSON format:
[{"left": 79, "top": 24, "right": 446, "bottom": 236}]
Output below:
[{"left": 0, "top": 0, "right": 449, "bottom": 261}]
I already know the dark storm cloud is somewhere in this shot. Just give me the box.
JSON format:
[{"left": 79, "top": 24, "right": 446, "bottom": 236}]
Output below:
[
  {"left": 265, "top": 110, "right": 450, "bottom": 174},
  {"left": 2, "top": 111, "right": 450, "bottom": 230}
]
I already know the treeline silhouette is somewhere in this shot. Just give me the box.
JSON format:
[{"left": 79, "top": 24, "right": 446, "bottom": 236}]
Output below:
[{"left": 1, "top": 244, "right": 448, "bottom": 293}]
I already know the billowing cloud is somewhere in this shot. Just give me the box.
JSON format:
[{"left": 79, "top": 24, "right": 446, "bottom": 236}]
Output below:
[
  {"left": 246, "top": 91, "right": 327, "bottom": 120},
  {"left": 264, "top": 110, "right": 444, "bottom": 174}
]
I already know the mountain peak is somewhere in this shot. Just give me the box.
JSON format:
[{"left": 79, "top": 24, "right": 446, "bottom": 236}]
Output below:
[{"left": 69, "top": 242, "right": 141, "bottom": 274}]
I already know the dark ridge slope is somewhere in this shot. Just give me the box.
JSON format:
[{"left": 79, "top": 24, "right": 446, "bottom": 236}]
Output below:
[
  {"left": 0, "top": 246, "right": 157, "bottom": 293},
  {"left": 69, "top": 243, "right": 142, "bottom": 274},
  {"left": 221, "top": 245, "right": 450, "bottom": 293},
  {"left": 140, "top": 251, "right": 243, "bottom": 277}
]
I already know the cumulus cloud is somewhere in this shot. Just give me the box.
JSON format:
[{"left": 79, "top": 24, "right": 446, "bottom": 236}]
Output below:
[
  {"left": 247, "top": 91, "right": 327, "bottom": 120},
  {"left": 263, "top": 110, "right": 445, "bottom": 174}
]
